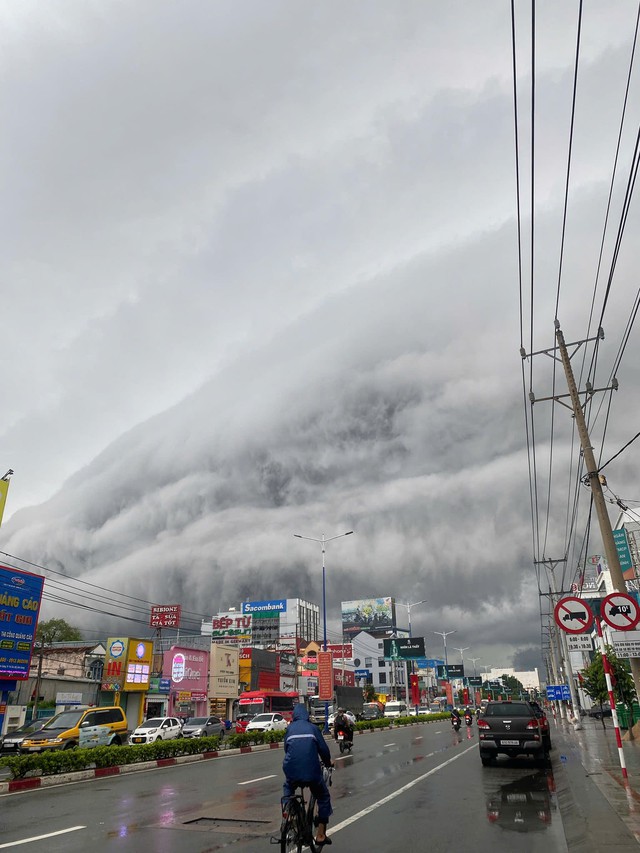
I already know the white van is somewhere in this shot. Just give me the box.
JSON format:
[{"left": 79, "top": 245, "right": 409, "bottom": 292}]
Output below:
[{"left": 383, "top": 701, "right": 407, "bottom": 718}]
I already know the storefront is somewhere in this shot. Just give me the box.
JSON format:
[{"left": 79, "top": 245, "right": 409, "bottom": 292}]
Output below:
[{"left": 163, "top": 646, "right": 209, "bottom": 719}]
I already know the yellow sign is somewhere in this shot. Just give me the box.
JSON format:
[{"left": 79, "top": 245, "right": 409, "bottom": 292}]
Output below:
[
  {"left": 0, "top": 480, "right": 9, "bottom": 527},
  {"left": 177, "top": 691, "right": 191, "bottom": 702},
  {"left": 124, "top": 639, "right": 153, "bottom": 691}
]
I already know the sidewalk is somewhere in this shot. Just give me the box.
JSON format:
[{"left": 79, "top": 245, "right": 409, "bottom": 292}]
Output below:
[{"left": 554, "top": 714, "right": 640, "bottom": 850}]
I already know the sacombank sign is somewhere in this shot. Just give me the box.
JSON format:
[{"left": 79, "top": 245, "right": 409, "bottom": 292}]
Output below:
[{"left": 242, "top": 599, "right": 287, "bottom": 614}]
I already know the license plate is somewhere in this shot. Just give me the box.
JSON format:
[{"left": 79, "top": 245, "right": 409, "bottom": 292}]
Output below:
[
  {"left": 501, "top": 739, "right": 519, "bottom": 746},
  {"left": 132, "top": 737, "right": 144, "bottom": 743},
  {"left": 507, "top": 794, "right": 527, "bottom": 803},
  {"left": 337, "top": 734, "right": 344, "bottom": 740}
]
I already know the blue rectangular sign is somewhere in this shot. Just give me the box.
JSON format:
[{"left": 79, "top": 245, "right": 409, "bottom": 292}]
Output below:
[
  {"left": 0, "top": 565, "right": 45, "bottom": 679},
  {"left": 241, "top": 599, "right": 287, "bottom": 614},
  {"left": 561, "top": 685, "right": 571, "bottom": 700},
  {"left": 354, "top": 669, "right": 370, "bottom": 677},
  {"left": 546, "top": 685, "right": 570, "bottom": 700}
]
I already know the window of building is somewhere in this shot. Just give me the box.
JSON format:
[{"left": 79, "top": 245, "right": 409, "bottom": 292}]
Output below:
[
  {"left": 378, "top": 659, "right": 386, "bottom": 667},
  {"left": 364, "top": 657, "right": 373, "bottom": 667},
  {"left": 379, "top": 673, "right": 387, "bottom": 684}
]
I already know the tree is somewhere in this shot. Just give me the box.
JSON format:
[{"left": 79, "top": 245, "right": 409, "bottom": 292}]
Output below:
[
  {"left": 35, "top": 618, "right": 82, "bottom": 646},
  {"left": 363, "top": 682, "right": 377, "bottom": 703},
  {"left": 501, "top": 674, "right": 525, "bottom": 695},
  {"left": 581, "top": 647, "right": 636, "bottom": 730}
]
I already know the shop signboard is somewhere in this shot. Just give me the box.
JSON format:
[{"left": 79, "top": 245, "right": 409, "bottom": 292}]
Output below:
[
  {"left": 210, "top": 644, "right": 239, "bottom": 699},
  {"left": 341, "top": 597, "right": 395, "bottom": 637},
  {"left": 0, "top": 565, "right": 45, "bottom": 679},
  {"left": 124, "top": 639, "right": 153, "bottom": 691},
  {"left": 317, "top": 651, "right": 333, "bottom": 700},
  {"left": 383, "top": 637, "right": 426, "bottom": 661},
  {"left": 150, "top": 605, "right": 181, "bottom": 628}
]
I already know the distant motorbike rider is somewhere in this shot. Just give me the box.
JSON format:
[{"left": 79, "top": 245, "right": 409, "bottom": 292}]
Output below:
[
  {"left": 451, "top": 708, "right": 462, "bottom": 730},
  {"left": 333, "top": 708, "right": 354, "bottom": 744}
]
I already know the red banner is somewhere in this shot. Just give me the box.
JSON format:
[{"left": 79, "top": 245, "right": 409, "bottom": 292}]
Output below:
[
  {"left": 325, "top": 643, "right": 353, "bottom": 658},
  {"left": 317, "top": 651, "right": 334, "bottom": 700},
  {"left": 150, "top": 605, "right": 182, "bottom": 628},
  {"left": 410, "top": 674, "right": 420, "bottom": 706}
]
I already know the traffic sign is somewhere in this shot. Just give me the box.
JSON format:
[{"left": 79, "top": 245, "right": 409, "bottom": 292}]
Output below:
[
  {"left": 554, "top": 596, "right": 594, "bottom": 634},
  {"left": 566, "top": 634, "right": 593, "bottom": 652},
  {"left": 600, "top": 592, "right": 640, "bottom": 631},
  {"left": 546, "top": 685, "right": 570, "bottom": 701}
]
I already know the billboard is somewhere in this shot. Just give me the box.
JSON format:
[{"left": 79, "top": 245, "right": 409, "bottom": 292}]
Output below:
[
  {"left": 163, "top": 646, "right": 209, "bottom": 696},
  {"left": 210, "top": 644, "right": 239, "bottom": 699},
  {"left": 102, "top": 637, "right": 129, "bottom": 691},
  {"left": 124, "top": 639, "right": 153, "bottom": 691},
  {"left": 383, "top": 637, "right": 426, "bottom": 661},
  {"left": 0, "top": 479, "right": 9, "bottom": 527},
  {"left": 207, "top": 612, "right": 252, "bottom": 645},
  {"left": 326, "top": 643, "right": 353, "bottom": 658},
  {"left": 241, "top": 599, "right": 287, "bottom": 614},
  {"left": 342, "top": 597, "right": 395, "bottom": 637},
  {"left": 150, "top": 605, "right": 182, "bottom": 628},
  {"left": 317, "top": 651, "right": 334, "bottom": 700},
  {"left": 0, "top": 565, "right": 45, "bottom": 679}
]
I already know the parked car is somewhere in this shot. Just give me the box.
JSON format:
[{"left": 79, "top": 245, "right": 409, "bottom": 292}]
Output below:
[
  {"left": 130, "top": 717, "right": 182, "bottom": 744},
  {"left": 528, "top": 701, "right": 552, "bottom": 750},
  {"left": 0, "top": 719, "right": 47, "bottom": 753},
  {"left": 21, "top": 706, "right": 128, "bottom": 752},
  {"left": 235, "top": 713, "right": 255, "bottom": 733},
  {"left": 477, "top": 701, "right": 549, "bottom": 766},
  {"left": 245, "top": 713, "right": 288, "bottom": 733},
  {"left": 180, "top": 716, "right": 225, "bottom": 738},
  {"left": 587, "top": 704, "right": 612, "bottom": 720}
]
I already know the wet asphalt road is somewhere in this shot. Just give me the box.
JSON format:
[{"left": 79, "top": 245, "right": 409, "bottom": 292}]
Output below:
[{"left": 0, "top": 723, "right": 568, "bottom": 852}]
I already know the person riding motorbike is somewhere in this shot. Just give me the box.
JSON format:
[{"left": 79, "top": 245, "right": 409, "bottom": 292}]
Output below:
[
  {"left": 451, "top": 708, "right": 462, "bottom": 730},
  {"left": 464, "top": 707, "right": 473, "bottom": 726},
  {"left": 282, "top": 704, "right": 335, "bottom": 848},
  {"left": 333, "top": 708, "right": 354, "bottom": 746}
]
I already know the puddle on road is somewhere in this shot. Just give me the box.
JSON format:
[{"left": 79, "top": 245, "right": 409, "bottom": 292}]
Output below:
[{"left": 485, "top": 770, "right": 556, "bottom": 835}]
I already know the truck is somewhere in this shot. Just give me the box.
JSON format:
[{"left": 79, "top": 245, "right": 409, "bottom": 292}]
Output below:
[{"left": 309, "top": 686, "right": 364, "bottom": 724}]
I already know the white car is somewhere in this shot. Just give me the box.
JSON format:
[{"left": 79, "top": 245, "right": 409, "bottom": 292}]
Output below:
[
  {"left": 328, "top": 711, "right": 356, "bottom": 727},
  {"left": 245, "top": 713, "right": 288, "bottom": 733},
  {"left": 130, "top": 716, "right": 182, "bottom": 744}
]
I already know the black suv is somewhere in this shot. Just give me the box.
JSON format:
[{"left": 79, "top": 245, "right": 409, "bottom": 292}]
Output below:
[{"left": 477, "top": 701, "right": 549, "bottom": 766}]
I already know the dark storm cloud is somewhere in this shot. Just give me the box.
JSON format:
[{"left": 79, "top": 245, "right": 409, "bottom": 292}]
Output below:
[{"left": 1, "top": 2, "right": 640, "bottom": 671}]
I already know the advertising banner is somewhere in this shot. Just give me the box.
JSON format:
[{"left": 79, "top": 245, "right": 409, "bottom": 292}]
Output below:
[
  {"left": 124, "top": 639, "right": 153, "bottom": 691},
  {"left": 163, "top": 646, "right": 209, "bottom": 696},
  {"left": 279, "top": 651, "right": 297, "bottom": 677},
  {"left": 342, "top": 597, "right": 395, "bottom": 636},
  {"left": 150, "top": 605, "right": 182, "bottom": 628},
  {"left": 325, "top": 643, "right": 353, "bottom": 658},
  {"left": 208, "top": 612, "right": 252, "bottom": 645},
  {"left": 383, "top": 637, "right": 426, "bottom": 661},
  {"left": 210, "top": 644, "right": 239, "bottom": 698},
  {"left": 0, "top": 565, "right": 44, "bottom": 679},
  {"left": 317, "top": 651, "right": 334, "bottom": 700},
  {"left": 102, "top": 637, "right": 129, "bottom": 691}
]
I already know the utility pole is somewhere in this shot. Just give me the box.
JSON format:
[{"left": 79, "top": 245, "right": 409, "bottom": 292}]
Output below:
[
  {"left": 547, "top": 626, "right": 567, "bottom": 720},
  {"left": 526, "top": 322, "right": 640, "bottom": 706},
  {"left": 536, "top": 558, "right": 582, "bottom": 728}
]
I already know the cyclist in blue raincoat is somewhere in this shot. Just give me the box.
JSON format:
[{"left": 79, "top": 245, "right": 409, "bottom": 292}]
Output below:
[{"left": 282, "top": 704, "right": 334, "bottom": 847}]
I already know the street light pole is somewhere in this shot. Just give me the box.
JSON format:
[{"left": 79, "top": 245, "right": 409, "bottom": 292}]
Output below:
[
  {"left": 294, "top": 530, "right": 354, "bottom": 733},
  {"left": 468, "top": 657, "right": 481, "bottom": 708},
  {"left": 397, "top": 600, "right": 427, "bottom": 712},
  {"left": 434, "top": 630, "right": 456, "bottom": 707}
]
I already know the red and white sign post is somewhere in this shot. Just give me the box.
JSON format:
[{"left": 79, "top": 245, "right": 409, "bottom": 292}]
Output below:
[{"left": 555, "top": 593, "right": 640, "bottom": 782}]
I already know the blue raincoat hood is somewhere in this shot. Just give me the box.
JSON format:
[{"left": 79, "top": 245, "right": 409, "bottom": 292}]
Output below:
[{"left": 292, "top": 704, "right": 309, "bottom": 722}]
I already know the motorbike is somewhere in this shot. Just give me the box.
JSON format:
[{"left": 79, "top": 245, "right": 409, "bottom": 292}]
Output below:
[
  {"left": 451, "top": 716, "right": 461, "bottom": 732},
  {"left": 335, "top": 727, "right": 353, "bottom": 754},
  {"left": 464, "top": 713, "right": 473, "bottom": 727}
]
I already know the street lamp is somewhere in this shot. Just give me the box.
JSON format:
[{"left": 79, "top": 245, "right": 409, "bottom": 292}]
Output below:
[
  {"left": 396, "top": 600, "right": 427, "bottom": 711},
  {"left": 434, "top": 630, "right": 456, "bottom": 707},
  {"left": 294, "top": 530, "right": 354, "bottom": 733},
  {"left": 453, "top": 646, "right": 469, "bottom": 664}
]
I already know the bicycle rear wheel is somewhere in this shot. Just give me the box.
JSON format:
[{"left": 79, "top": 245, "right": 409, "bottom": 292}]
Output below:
[{"left": 281, "top": 798, "right": 304, "bottom": 853}]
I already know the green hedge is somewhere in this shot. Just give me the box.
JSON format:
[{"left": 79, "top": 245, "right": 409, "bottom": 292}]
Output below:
[
  {"left": 0, "top": 734, "right": 222, "bottom": 780},
  {"left": 225, "top": 729, "right": 286, "bottom": 749}
]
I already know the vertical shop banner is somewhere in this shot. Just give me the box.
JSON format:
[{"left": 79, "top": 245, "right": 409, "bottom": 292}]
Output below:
[
  {"left": 317, "top": 651, "right": 334, "bottom": 700},
  {"left": 210, "top": 644, "right": 239, "bottom": 698},
  {"left": 0, "top": 565, "right": 44, "bottom": 679},
  {"left": 124, "top": 639, "right": 153, "bottom": 691},
  {"left": 0, "top": 480, "right": 10, "bottom": 527},
  {"left": 102, "top": 638, "right": 129, "bottom": 691},
  {"left": 410, "top": 673, "right": 420, "bottom": 706}
]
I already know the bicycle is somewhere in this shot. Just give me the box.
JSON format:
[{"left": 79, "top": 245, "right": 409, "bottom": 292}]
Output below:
[{"left": 274, "top": 766, "right": 333, "bottom": 853}]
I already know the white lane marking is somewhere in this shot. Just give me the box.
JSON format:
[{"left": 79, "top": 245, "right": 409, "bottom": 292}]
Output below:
[
  {"left": 383, "top": 743, "right": 395, "bottom": 747},
  {"left": 0, "top": 826, "right": 86, "bottom": 848},
  {"left": 329, "top": 743, "right": 477, "bottom": 837},
  {"left": 434, "top": 730, "right": 442, "bottom": 734},
  {"left": 414, "top": 736, "right": 423, "bottom": 741},
  {"left": 238, "top": 774, "right": 277, "bottom": 785}
]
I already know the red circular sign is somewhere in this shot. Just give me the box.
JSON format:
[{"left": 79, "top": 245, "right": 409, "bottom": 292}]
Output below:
[
  {"left": 600, "top": 592, "right": 640, "bottom": 631},
  {"left": 554, "top": 596, "right": 594, "bottom": 634}
]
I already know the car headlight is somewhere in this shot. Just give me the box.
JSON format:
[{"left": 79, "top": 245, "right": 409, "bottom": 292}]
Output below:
[
  {"left": 50, "top": 738, "right": 64, "bottom": 744},
  {"left": 193, "top": 729, "right": 203, "bottom": 735},
  {"left": 147, "top": 729, "right": 157, "bottom": 734}
]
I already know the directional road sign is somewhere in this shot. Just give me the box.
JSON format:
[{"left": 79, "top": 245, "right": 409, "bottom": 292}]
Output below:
[
  {"left": 554, "top": 596, "right": 594, "bottom": 634},
  {"left": 600, "top": 592, "right": 640, "bottom": 631},
  {"left": 546, "top": 685, "right": 571, "bottom": 701}
]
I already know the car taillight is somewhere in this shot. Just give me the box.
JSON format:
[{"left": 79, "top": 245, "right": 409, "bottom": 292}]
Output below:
[
  {"left": 526, "top": 719, "right": 540, "bottom": 730},
  {"left": 477, "top": 719, "right": 490, "bottom": 730},
  {"left": 487, "top": 810, "right": 500, "bottom": 822}
]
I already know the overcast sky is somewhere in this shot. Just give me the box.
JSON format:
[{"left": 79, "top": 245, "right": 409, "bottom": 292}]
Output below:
[{"left": 2, "top": 1, "right": 640, "bottom": 674}]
